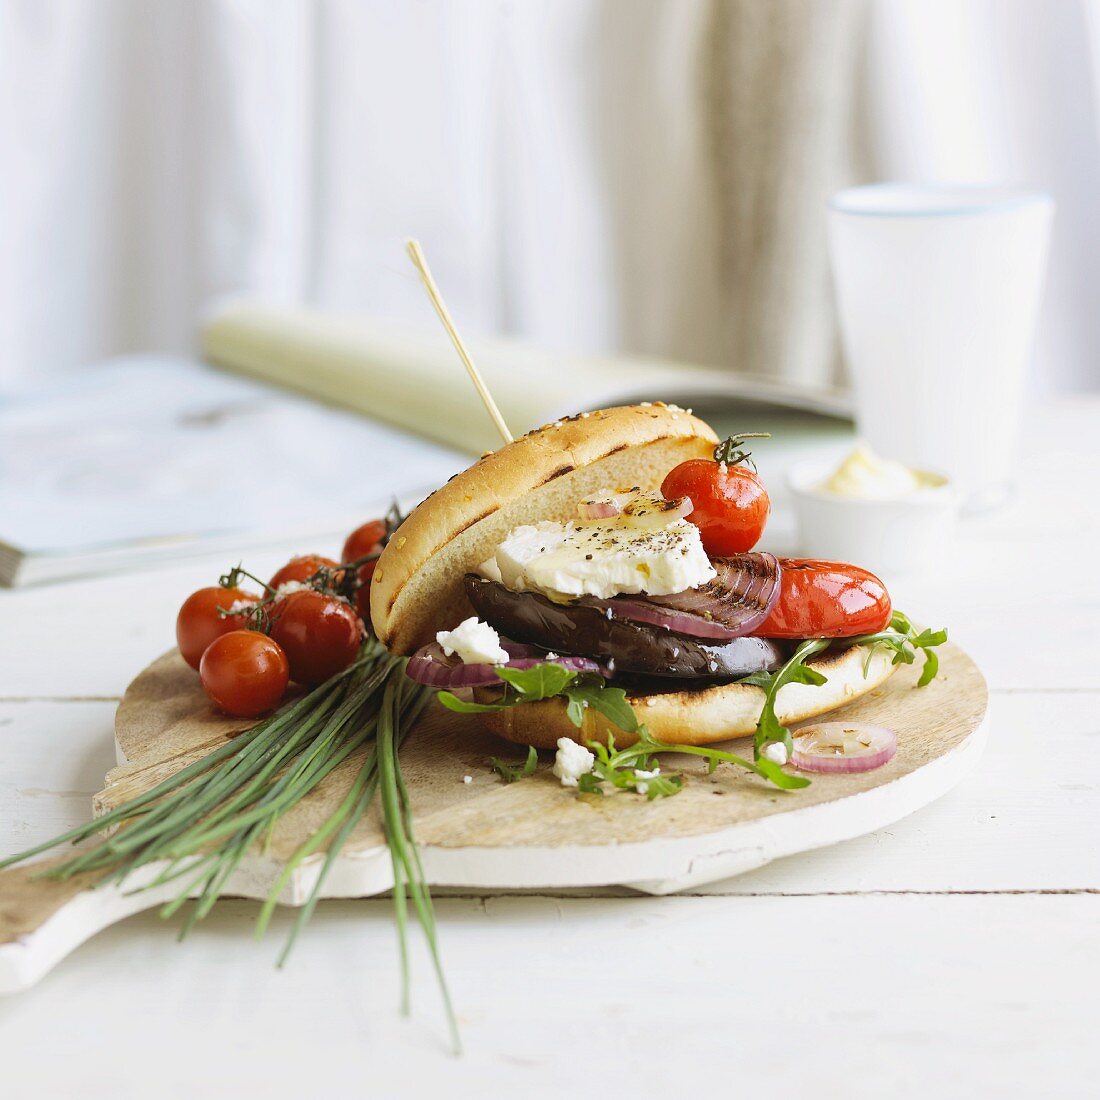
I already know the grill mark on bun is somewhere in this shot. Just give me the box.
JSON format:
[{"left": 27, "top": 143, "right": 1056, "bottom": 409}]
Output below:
[
  {"left": 538, "top": 463, "right": 575, "bottom": 485},
  {"left": 454, "top": 505, "right": 499, "bottom": 537},
  {"left": 384, "top": 503, "right": 500, "bottom": 619},
  {"left": 607, "top": 433, "right": 674, "bottom": 458}
]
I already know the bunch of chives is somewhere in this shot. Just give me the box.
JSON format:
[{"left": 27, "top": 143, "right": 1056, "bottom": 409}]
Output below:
[{"left": 0, "top": 637, "right": 459, "bottom": 1052}]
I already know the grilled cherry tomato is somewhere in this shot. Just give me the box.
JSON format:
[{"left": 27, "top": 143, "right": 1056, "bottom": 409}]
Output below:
[
  {"left": 342, "top": 519, "right": 386, "bottom": 564},
  {"left": 176, "top": 586, "right": 261, "bottom": 670},
  {"left": 661, "top": 435, "right": 770, "bottom": 555},
  {"left": 758, "top": 558, "right": 892, "bottom": 638},
  {"left": 269, "top": 554, "right": 339, "bottom": 590},
  {"left": 200, "top": 630, "right": 289, "bottom": 717},
  {"left": 269, "top": 590, "right": 364, "bottom": 686}
]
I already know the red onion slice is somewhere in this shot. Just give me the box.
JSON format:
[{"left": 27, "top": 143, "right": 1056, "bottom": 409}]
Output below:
[
  {"left": 577, "top": 498, "right": 623, "bottom": 520},
  {"left": 406, "top": 641, "right": 605, "bottom": 689},
  {"left": 790, "top": 722, "right": 897, "bottom": 774},
  {"left": 576, "top": 490, "right": 694, "bottom": 526},
  {"left": 580, "top": 553, "right": 781, "bottom": 640},
  {"left": 585, "top": 598, "right": 741, "bottom": 640}
]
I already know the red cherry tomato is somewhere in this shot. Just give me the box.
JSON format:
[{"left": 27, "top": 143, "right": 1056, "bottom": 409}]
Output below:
[
  {"left": 661, "top": 460, "right": 770, "bottom": 555},
  {"left": 200, "top": 630, "right": 289, "bottom": 718},
  {"left": 176, "top": 587, "right": 261, "bottom": 670},
  {"left": 269, "top": 590, "right": 364, "bottom": 686},
  {"left": 354, "top": 560, "right": 377, "bottom": 621},
  {"left": 758, "top": 559, "right": 892, "bottom": 639},
  {"left": 342, "top": 519, "right": 386, "bottom": 564},
  {"left": 269, "top": 554, "right": 339, "bottom": 591}
]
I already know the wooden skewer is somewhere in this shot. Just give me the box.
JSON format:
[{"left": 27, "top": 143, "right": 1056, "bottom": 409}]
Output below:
[{"left": 405, "top": 238, "right": 514, "bottom": 445}]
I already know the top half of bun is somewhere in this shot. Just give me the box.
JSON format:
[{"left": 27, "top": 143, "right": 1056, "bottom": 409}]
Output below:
[{"left": 370, "top": 404, "right": 719, "bottom": 654}]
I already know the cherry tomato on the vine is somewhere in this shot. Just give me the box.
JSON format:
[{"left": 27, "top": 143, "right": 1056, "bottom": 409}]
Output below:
[
  {"left": 758, "top": 558, "right": 892, "bottom": 639},
  {"left": 661, "top": 454, "right": 770, "bottom": 556},
  {"left": 342, "top": 519, "right": 386, "bottom": 565},
  {"left": 353, "top": 560, "right": 377, "bottom": 620},
  {"left": 269, "top": 554, "right": 339, "bottom": 591},
  {"left": 200, "top": 630, "right": 289, "bottom": 718},
  {"left": 269, "top": 590, "right": 364, "bottom": 687},
  {"left": 176, "top": 586, "right": 261, "bottom": 670}
]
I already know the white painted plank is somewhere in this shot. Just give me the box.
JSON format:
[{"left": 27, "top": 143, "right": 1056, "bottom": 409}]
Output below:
[
  {"left": 0, "top": 894, "right": 1096, "bottom": 1097},
  {"left": 0, "top": 702, "right": 116, "bottom": 854},
  {"left": 696, "top": 690, "right": 1100, "bottom": 893}
]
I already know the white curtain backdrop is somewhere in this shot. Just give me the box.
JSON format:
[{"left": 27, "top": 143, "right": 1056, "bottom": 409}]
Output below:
[{"left": 1, "top": 0, "right": 1097, "bottom": 391}]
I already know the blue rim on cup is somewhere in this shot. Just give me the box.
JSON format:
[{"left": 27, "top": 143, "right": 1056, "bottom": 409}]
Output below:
[{"left": 829, "top": 182, "right": 1054, "bottom": 219}]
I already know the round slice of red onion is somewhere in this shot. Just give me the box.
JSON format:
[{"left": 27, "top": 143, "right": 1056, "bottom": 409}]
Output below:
[
  {"left": 586, "top": 598, "right": 741, "bottom": 640},
  {"left": 790, "top": 722, "right": 897, "bottom": 774},
  {"left": 405, "top": 641, "right": 605, "bottom": 689},
  {"left": 580, "top": 552, "right": 781, "bottom": 641},
  {"left": 577, "top": 498, "right": 622, "bottom": 520}
]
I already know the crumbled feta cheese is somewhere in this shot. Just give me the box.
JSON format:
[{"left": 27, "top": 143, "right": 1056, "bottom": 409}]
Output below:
[
  {"left": 480, "top": 493, "right": 715, "bottom": 601},
  {"left": 436, "top": 617, "right": 510, "bottom": 665},
  {"left": 633, "top": 767, "right": 659, "bottom": 797},
  {"left": 552, "top": 738, "right": 595, "bottom": 787},
  {"left": 762, "top": 742, "right": 789, "bottom": 766},
  {"left": 477, "top": 555, "right": 503, "bottom": 583},
  {"left": 462, "top": 775, "right": 473, "bottom": 784}
]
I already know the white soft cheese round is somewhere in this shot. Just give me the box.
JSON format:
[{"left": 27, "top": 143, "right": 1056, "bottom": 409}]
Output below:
[{"left": 482, "top": 510, "right": 716, "bottom": 601}]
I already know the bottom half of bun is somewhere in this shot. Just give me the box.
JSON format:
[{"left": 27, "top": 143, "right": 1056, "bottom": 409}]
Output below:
[{"left": 478, "top": 643, "right": 897, "bottom": 749}]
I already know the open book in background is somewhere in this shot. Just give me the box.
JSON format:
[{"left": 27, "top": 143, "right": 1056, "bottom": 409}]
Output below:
[
  {"left": 202, "top": 302, "right": 852, "bottom": 457},
  {"left": 1, "top": 308, "right": 854, "bottom": 586}
]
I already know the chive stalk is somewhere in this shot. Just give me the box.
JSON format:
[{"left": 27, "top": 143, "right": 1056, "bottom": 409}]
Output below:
[{"left": 0, "top": 638, "right": 457, "bottom": 1049}]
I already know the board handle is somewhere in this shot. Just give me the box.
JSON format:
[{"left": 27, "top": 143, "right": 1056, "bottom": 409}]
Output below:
[{"left": 0, "top": 857, "right": 178, "bottom": 993}]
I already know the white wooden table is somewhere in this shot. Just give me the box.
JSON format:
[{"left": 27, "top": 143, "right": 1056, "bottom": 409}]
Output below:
[{"left": 1, "top": 398, "right": 1097, "bottom": 1098}]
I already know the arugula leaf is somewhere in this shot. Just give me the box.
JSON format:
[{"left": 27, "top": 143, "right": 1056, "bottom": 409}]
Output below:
[
  {"left": 578, "top": 728, "right": 810, "bottom": 797},
  {"left": 438, "top": 667, "right": 641, "bottom": 731},
  {"left": 497, "top": 662, "right": 575, "bottom": 699},
  {"left": 490, "top": 745, "right": 539, "bottom": 783},
  {"left": 741, "top": 638, "right": 830, "bottom": 762},
  {"left": 439, "top": 661, "right": 813, "bottom": 798},
  {"left": 438, "top": 662, "right": 580, "bottom": 717},
  {"left": 437, "top": 691, "right": 512, "bottom": 714},
  {"left": 574, "top": 732, "right": 683, "bottom": 799},
  {"left": 562, "top": 676, "right": 641, "bottom": 732},
  {"left": 847, "top": 611, "right": 948, "bottom": 687}
]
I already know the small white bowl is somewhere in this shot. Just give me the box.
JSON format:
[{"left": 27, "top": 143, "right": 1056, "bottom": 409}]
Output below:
[{"left": 786, "top": 459, "right": 959, "bottom": 577}]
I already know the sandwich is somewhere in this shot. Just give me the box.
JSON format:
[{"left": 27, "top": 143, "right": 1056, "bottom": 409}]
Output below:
[{"left": 371, "top": 404, "right": 939, "bottom": 765}]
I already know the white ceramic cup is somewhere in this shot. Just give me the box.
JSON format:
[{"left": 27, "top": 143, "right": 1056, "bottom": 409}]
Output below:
[{"left": 827, "top": 184, "right": 1054, "bottom": 512}]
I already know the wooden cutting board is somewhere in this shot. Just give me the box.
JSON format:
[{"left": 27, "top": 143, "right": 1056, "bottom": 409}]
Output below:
[{"left": 0, "top": 640, "right": 988, "bottom": 992}]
